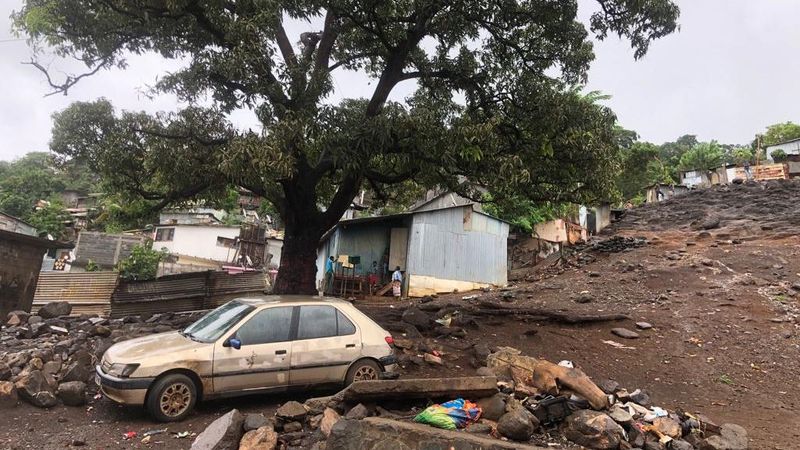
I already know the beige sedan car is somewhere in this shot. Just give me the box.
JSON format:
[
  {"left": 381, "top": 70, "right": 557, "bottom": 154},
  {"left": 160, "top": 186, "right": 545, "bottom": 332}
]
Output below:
[{"left": 96, "top": 296, "right": 397, "bottom": 421}]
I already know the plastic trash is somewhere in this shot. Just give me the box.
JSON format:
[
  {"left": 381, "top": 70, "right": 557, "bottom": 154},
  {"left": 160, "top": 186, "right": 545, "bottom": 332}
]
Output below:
[
  {"left": 122, "top": 431, "right": 137, "bottom": 440},
  {"left": 174, "top": 431, "right": 190, "bottom": 439},
  {"left": 558, "top": 360, "right": 574, "bottom": 368},
  {"left": 413, "top": 398, "right": 482, "bottom": 430},
  {"left": 143, "top": 429, "right": 167, "bottom": 437}
]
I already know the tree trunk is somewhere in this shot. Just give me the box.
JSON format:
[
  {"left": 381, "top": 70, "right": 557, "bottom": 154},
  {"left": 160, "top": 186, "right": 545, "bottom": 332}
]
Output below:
[{"left": 273, "top": 224, "right": 323, "bottom": 295}]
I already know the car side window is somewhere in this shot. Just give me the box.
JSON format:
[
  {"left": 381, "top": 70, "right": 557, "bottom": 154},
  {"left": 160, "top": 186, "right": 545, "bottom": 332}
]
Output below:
[
  {"left": 337, "top": 310, "right": 356, "bottom": 336},
  {"left": 236, "top": 306, "right": 293, "bottom": 346},
  {"left": 297, "top": 306, "right": 337, "bottom": 340}
]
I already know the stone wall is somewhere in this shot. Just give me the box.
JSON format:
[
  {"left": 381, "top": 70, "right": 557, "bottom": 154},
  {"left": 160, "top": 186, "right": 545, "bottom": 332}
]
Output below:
[{"left": 0, "top": 235, "right": 49, "bottom": 318}]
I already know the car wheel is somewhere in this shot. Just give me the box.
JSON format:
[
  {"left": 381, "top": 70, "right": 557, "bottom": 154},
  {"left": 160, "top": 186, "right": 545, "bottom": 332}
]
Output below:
[
  {"left": 146, "top": 373, "right": 197, "bottom": 422},
  {"left": 346, "top": 359, "right": 381, "bottom": 385}
]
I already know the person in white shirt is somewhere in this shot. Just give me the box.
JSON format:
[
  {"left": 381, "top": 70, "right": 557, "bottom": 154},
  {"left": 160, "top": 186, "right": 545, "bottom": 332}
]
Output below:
[{"left": 391, "top": 266, "right": 403, "bottom": 297}]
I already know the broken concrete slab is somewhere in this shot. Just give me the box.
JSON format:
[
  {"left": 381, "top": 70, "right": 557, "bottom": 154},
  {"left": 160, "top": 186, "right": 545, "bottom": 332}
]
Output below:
[
  {"left": 327, "top": 417, "right": 547, "bottom": 450},
  {"left": 341, "top": 377, "right": 497, "bottom": 403}
]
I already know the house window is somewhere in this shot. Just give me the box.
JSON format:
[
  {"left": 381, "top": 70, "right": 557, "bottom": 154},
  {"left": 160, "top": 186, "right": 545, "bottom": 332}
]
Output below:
[
  {"left": 155, "top": 228, "right": 174, "bottom": 242},
  {"left": 216, "top": 236, "right": 237, "bottom": 248}
]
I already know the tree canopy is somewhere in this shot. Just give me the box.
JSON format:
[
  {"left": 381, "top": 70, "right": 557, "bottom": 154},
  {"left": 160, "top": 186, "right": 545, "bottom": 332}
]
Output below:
[
  {"left": 678, "top": 141, "right": 724, "bottom": 172},
  {"left": 15, "top": 0, "right": 679, "bottom": 293},
  {"left": 761, "top": 121, "right": 800, "bottom": 147}
]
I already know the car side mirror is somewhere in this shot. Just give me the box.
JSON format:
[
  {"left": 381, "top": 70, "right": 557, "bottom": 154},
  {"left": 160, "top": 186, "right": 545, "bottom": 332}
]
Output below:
[{"left": 225, "top": 338, "right": 241, "bottom": 350}]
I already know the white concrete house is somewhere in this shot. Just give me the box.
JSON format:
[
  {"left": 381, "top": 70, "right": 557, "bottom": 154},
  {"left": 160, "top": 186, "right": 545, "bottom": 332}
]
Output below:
[
  {"left": 765, "top": 137, "right": 800, "bottom": 161},
  {"left": 153, "top": 224, "right": 241, "bottom": 263}
]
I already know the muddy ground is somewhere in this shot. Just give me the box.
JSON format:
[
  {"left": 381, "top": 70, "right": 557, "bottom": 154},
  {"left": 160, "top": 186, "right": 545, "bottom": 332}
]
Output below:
[{"left": 2, "top": 180, "right": 799, "bottom": 450}]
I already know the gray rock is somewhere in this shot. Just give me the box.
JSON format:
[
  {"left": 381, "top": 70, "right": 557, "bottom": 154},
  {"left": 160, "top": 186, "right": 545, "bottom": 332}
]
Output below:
[
  {"left": 345, "top": 403, "right": 369, "bottom": 420},
  {"left": 62, "top": 362, "right": 91, "bottom": 383},
  {"left": 42, "top": 361, "right": 62, "bottom": 376},
  {"left": 190, "top": 409, "right": 244, "bottom": 450},
  {"left": 629, "top": 389, "right": 651, "bottom": 407},
  {"left": 0, "top": 363, "right": 12, "bottom": 381},
  {"left": 303, "top": 395, "right": 335, "bottom": 415},
  {"left": 243, "top": 413, "right": 269, "bottom": 432},
  {"left": 564, "top": 410, "right": 625, "bottom": 450},
  {"left": 0, "top": 381, "right": 18, "bottom": 408},
  {"left": 27, "top": 316, "right": 43, "bottom": 325},
  {"left": 792, "top": 282, "right": 800, "bottom": 292},
  {"left": 15, "top": 370, "right": 58, "bottom": 408},
  {"left": 473, "top": 343, "right": 491, "bottom": 364},
  {"left": 276, "top": 401, "right": 307, "bottom": 421},
  {"left": 607, "top": 404, "right": 632, "bottom": 424},
  {"left": 283, "top": 421, "right": 302, "bottom": 433},
  {"left": 497, "top": 409, "right": 538, "bottom": 441},
  {"left": 6, "top": 311, "right": 29, "bottom": 326},
  {"left": 477, "top": 394, "right": 506, "bottom": 421},
  {"left": 699, "top": 423, "right": 748, "bottom": 450},
  {"left": 574, "top": 293, "right": 593, "bottom": 304},
  {"left": 91, "top": 325, "right": 111, "bottom": 337},
  {"left": 699, "top": 216, "right": 721, "bottom": 230},
  {"left": 58, "top": 381, "right": 87, "bottom": 406},
  {"left": 635, "top": 322, "right": 653, "bottom": 330},
  {"left": 671, "top": 439, "right": 694, "bottom": 450},
  {"left": 465, "top": 422, "right": 493, "bottom": 434},
  {"left": 597, "top": 379, "right": 619, "bottom": 395},
  {"left": 401, "top": 307, "right": 433, "bottom": 331},
  {"left": 38, "top": 302, "right": 72, "bottom": 319},
  {"left": 611, "top": 328, "right": 640, "bottom": 339}
]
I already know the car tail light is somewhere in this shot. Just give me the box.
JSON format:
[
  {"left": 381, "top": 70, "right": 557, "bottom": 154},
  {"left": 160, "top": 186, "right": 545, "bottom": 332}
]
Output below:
[{"left": 385, "top": 336, "right": 394, "bottom": 345}]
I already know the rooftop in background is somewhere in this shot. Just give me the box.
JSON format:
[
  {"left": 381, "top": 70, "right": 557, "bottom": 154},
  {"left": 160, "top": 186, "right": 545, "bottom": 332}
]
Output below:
[{"left": 0, "top": 212, "right": 37, "bottom": 236}]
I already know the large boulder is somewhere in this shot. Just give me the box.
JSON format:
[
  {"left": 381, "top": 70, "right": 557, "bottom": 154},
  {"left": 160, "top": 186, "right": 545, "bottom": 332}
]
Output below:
[
  {"left": 58, "top": 381, "right": 87, "bottom": 406},
  {"left": 37, "top": 302, "right": 72, "bottom": 319},
  {"left": 62, "top": 362, "right": 91, "bottom": 383},
  {"left": 239, "top": 426, "right": 277, "bottom": 450},
  {"left": 477, "top": 394, "right": 507, "bottom": 421},
  {"left": 191, "top": 409, "right": 244, "bottom": 450},
  {"left": 15, "top": 370, "right": 58, "bottom": 408},
  {"left": 401, "top": 307, "right": 433, "bottom": 331},
  {"left": 699, "top": 423, "right": 748, "bottom": 450},
  {"left": 0, "top": 381, "right": 18, "bottom": 408},
  {"left": 497, "top": 409, "right": 539, "bottom": 442},
  {"left": 563, "top": 410, "right": 625, "bottom": 450}
]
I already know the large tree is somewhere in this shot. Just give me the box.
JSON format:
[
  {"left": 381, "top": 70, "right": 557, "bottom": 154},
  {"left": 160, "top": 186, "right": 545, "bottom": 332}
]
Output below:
[
  {"left": 15, "top": 0, "right": 678, "bottom": 294},
  {"left": 760, "top": 121, "right": 800, "bottom": 147}
]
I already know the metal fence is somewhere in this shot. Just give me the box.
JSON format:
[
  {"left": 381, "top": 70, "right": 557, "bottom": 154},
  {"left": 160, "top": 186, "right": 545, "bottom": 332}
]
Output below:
[{"left": 33, "top": 270, "right": 267, "bottom": 318}]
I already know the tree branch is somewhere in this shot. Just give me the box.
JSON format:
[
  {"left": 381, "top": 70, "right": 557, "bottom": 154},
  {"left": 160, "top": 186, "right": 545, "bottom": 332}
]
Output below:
[
  {"left": 275, "top": 19, "right": 298, "bottom": 68},
  {"left": 25, "top": 59, "right": 108, "bottom": 97}
]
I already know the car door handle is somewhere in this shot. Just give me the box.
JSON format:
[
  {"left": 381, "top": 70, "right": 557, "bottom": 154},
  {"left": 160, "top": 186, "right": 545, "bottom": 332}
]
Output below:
[
  {"left": 275, "top": 350, "right": 287, "bottom": 355},
  {"left": 345, "top": 344, "right": 356, "bottom": 348}
]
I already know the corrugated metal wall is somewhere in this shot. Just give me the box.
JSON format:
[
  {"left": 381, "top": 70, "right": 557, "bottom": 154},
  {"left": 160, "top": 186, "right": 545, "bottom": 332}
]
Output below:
[
  {"left": 406, "top": 206, "right": 509, "bottom": 285},
  {"left": 33, "top": 271, "right": 119, "bottom": 316},
  {"left": 333, "top": 223, "right": 391, "bottom": 275},
  {"left": 32, "top": 271, "right": 266, "bottom": 318}
]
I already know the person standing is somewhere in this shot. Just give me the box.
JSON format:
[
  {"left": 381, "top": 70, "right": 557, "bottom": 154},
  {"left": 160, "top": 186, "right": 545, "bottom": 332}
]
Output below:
[
  {"left": 391, "top": 266, "right": 403, "bottom": 298},
  {"left": 743, "top": 160, "right": 753, "bottom": 181},
  {"left": 325, "top": 256, "right": 335, "bottom": 294}
]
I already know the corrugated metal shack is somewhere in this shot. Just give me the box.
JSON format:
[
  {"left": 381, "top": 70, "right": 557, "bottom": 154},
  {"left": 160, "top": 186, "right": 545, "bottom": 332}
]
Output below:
[{"left": 318, "top": 204, "right": 509, "bottom": 297}]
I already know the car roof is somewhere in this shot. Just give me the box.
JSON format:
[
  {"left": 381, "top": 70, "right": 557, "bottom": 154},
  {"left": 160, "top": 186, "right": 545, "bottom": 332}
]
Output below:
[{"left": 233, "top": 295, "right": 353, "bottom": 307}]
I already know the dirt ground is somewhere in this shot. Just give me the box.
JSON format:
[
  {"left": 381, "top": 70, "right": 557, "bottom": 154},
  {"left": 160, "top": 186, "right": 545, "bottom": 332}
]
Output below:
[{"left": 2, "top": 180, "right": 799, "bottom": 449}]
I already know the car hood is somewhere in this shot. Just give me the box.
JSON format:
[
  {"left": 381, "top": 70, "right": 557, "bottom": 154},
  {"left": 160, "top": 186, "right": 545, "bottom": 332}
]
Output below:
[{"left": 104, "top": 331, "right": 210, "bottom": 364}]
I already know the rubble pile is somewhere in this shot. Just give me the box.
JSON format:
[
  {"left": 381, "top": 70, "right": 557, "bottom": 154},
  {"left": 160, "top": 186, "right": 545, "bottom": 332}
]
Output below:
[
  {"left": 187, "top": 347, "right": 748, "bottom": 450},
  {"left": 0, "top": 302, "right": 202, "bottom": 410},
  {"left": 588, "top": 236, "right": 648, "bottom": 253}
]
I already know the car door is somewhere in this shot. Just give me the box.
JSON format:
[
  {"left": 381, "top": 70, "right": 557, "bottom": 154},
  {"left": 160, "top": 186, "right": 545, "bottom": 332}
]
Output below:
[
  {"left": 290, "top": 305, "right": 361, "bottom": 385},
  {"left": 212, "top": 306, "right": 295, "bottom": 394}
]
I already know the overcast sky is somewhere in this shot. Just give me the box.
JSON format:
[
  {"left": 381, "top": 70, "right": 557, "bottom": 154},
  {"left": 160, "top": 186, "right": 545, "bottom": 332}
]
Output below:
[{"left": 1, "top": 0, "right": 799, "bottom": 161}]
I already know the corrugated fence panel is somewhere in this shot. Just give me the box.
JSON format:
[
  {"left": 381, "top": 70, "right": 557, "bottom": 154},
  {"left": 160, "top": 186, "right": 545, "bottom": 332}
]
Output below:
[
  {"left": 209, "top": 271, "right": 267, "bottom": 296},
  {"left": 32, "top": 271, "right": 118, "bottom": 316}
]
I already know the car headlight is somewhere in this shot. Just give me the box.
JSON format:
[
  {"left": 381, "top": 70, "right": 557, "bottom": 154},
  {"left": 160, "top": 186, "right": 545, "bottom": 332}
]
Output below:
[{"left": 107, "top": 363, "right": 140, "bottom": 378}]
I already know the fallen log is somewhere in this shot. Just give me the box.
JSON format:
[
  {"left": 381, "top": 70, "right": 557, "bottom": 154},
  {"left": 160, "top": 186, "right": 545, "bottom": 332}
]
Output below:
[
  {"left": 341, "top": 376, "right": 498, "bottom": 403},
  {"left": 487, "top": 348, "right": 609, "bottom": 410},
  {"left": 471, "top": 307, "right": 629, "bottom": 324}
]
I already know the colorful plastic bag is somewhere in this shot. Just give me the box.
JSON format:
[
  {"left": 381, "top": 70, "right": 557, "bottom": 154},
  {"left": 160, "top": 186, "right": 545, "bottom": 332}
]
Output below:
[{"left": 413, "top": 398, "right": 482, "bottom": 430}]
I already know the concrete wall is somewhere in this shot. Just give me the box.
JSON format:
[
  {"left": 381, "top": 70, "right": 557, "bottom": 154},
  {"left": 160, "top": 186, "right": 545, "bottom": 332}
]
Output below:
[
  {"left": 74, "top": 232, "right": 145, "bottom": 269},
  {"left": 0, "top": 234, "right": 49, "bottom": 317},
  {"left": 533, "top": 219, "right": 567, "bottom": 242},
  {"left": 594, "top": 204, "right": 611, "bottom": 233},
  {"left": 153, "top": 225, "right": 240, "bottom": 262},
  {"left": 406, "top": 206, "right": 508, "bottom": 292},
  {"left": 265, "top": 238, "right": 283, "bottom": 268}
]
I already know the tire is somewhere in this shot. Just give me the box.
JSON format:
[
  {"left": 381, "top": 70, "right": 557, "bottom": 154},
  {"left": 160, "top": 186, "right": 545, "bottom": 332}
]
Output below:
[
  {"left": 146, "top": 373, "right": 198, "bottom": 422},
  {"left": 345, "top": 359, "right": 381, "bottom": 385}
]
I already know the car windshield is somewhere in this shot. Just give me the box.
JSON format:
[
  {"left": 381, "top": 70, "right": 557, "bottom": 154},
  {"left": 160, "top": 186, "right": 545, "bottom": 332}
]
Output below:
[{"left": 182, "top": 301, "right": 255, "bottom": 343}]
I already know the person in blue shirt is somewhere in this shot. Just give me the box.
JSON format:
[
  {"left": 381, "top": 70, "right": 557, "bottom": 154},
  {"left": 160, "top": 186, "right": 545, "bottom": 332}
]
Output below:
[{"left": 324, "top": 256, "right": 335, "bottom": 294}]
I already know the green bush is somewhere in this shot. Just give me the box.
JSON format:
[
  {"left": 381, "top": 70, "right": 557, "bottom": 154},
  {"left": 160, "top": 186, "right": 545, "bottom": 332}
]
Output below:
[
  {"left": 85, "top": 259, "right": 99, "bottom": 272},
  {"left": 117, "top": 241, "right": 168, "bottom": 281},
  {"left": 771, "top": 149, "right": 788, "bottom": 162}
]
